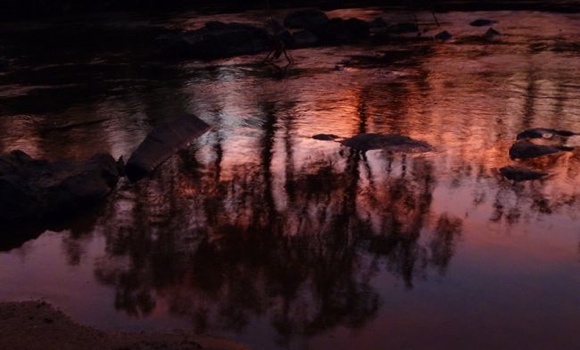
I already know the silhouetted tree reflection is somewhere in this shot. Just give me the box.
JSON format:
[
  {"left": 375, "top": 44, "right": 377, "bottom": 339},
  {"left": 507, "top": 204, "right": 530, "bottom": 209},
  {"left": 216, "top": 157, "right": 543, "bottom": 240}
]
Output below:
[
  {"left": 87, "top": 129, "right": 465, "bottom": 344},
  {"left": 488, "top": 153, "right": 580, "bottom": 225}
]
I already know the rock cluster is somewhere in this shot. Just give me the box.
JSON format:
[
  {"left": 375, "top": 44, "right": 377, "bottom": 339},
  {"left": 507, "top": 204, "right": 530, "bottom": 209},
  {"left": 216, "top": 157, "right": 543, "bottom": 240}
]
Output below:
[
  {"left": 500, "top": 128, "right": 578, "bottom": 181},
  {"left": 156, "top": 9, "right": 401, "bottom": 60},
  {"left": 0, "top": 150, "right": 120, "bottom": 223}
]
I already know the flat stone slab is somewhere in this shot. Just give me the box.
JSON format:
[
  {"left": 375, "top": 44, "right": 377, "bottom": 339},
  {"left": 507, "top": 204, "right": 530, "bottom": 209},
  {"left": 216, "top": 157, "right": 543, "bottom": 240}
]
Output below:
[{"left": 125, "top": 114, "right": 211, "bottom": 182}]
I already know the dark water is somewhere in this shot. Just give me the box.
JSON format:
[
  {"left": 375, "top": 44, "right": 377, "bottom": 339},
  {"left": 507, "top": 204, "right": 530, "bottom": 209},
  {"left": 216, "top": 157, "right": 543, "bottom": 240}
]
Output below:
[{"left": 1, "top": 7, "right": 580, "bottom": 350}]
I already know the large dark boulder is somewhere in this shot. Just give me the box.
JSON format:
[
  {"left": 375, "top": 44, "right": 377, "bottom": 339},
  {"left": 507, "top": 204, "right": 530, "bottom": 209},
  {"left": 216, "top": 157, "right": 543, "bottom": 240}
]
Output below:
[
  {"left": 157, "top": 22, "right": 272, "bottom": 60},
  {"left": 0, "top": 150, "right": 120, "bottom": 223},
  {"left": 283, "top": 9, "right": 329, "bottom": 31}
]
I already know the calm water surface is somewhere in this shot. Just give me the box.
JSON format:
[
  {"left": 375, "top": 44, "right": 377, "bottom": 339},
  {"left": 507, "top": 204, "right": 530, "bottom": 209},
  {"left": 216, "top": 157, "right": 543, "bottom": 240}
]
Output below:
[{"left": 1, "top": 7, "right": 580, "bottom": 350}]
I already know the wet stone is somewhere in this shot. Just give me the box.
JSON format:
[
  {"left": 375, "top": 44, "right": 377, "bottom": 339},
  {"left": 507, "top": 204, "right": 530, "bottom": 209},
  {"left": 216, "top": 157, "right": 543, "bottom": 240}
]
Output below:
[
  {"left": 499, "top": 166, "right": 547, "bottom": 181},
  {"left": 470, "top": 19, "right": 497, "bottom": 27},
  {"left": 435, "top": 30, "right": 453, "bottom": 41},
  {"left": 312, "top": 134, "right": 340, "bottom": 141},
  {"left": 484, "top": 28, "right": 501, "bottom": 39},
  {"left": 516, "top": 128, "right": 577, "bottom": 140},
  {"left": 0, "top": 150, "right": 120, "bottom": 223},
  {"left": 340, "top": 133, "right": 433, "bottom": 153},
  {"left": 509, "top": 140, "right": 574, "bottom": 159}
]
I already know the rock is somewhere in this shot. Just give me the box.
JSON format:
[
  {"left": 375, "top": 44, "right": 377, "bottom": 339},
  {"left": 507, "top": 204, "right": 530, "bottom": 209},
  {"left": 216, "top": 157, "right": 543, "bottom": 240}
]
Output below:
[
  {"left": 434, "top": 30, "right": 452, "bottom": 41},
  {"left": 283, "top": 9, "right": 329, "bottom": 30},
  {"left": 340, "top": 133, "right": 433, "bottom": 153},
  {"left": 469, "top": 19, "right": 497, "bottom": 27},
  {"left": 316, "top": 18, "right": 370, "bottom": 44},
  {"left": 499, "top": 166, "right": 547, "bottom": 181},
  {"left": 0, "top": 150, "right": 120, "bottom": 223},
  {"left": 484, "top": 28, "right": 501, "bottom": 39},
  {"left": 312, "top": 133, "right": 340, "bottom": 141},
  {"left": 516, "top": 128, "right": 577, "bottom": 140},
  {"left": 509, "top": 140, "right": 574, "bottom": 159},
  {"left": 126, "top": 114, "right": 211, "bottom": 182},
  {"left": 157, "top": 22, "right": 272, "bottom": 60}
]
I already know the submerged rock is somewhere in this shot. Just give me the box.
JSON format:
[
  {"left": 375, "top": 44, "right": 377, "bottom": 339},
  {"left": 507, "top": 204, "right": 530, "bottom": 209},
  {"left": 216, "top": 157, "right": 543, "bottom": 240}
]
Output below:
[
  {"left": 312, "top": 133, "right": 340, "bottom": 141},
  {"left": 484, "top": 28, "right": 501, "bottom": 39},
  {"left": 126, "top": 114, "right": 211, "bottom": 182},
  {"left": 340, "top": 133, "right": 433, "bottom": 153},
  {"left": 434, "top": 30, "right": 452, "bottom": 41},
  {"left": 499, "top": 166, "right": 547, "bottom": 181},
  {"left": 469, "top": 19, "right": 497, "bottom": 27},
  {"left": 516, "top": 128, "right": 577, "bottom": 140},
  {"left": 509, "top": 140, "right": 574, "bottom": 159},
  {"left": 0, "top": 150, "right": 120, "bottom": 223}
]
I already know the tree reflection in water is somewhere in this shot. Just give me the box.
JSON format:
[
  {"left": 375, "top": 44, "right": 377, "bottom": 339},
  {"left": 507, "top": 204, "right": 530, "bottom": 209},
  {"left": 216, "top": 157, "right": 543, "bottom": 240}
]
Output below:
[
  {"left": 84, "top": 116, "right": 464, "bottom": 344},
  {"left": 489, "top": 153, "right": 580, "bottom": 225}
]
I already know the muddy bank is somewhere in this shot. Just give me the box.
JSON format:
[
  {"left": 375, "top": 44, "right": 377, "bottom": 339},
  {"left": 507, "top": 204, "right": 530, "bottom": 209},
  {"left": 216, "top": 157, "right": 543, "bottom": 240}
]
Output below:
[{"left": 0, "top": 301, "right": 248, "bottom": 350}]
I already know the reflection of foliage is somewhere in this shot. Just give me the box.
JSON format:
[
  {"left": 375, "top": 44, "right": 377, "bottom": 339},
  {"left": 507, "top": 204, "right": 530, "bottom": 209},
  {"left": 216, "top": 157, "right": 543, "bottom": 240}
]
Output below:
[
  {"left": 85, "top": 138, "right": 462, "bottom": 345},
  {"left": 488, "top": 154, "right": 580, "bottom": 225},
  {"left": 429, "top": 214, "right": 462, "bottom": 274}
]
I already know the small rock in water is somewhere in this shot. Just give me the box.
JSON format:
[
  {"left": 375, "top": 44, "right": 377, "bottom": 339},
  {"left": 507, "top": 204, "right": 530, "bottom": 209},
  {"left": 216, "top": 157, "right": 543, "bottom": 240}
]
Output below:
[
  {"left": 484, "top": 28, "right": 500, "bottom": 39},
  {"left": 509, "top": 140, "right": 574, "bottom": 159},
  {"left": 434, "top": 30, "right": 452, "bottom": 41},
  {"left": 340, "top": 133, "right": 433, "bottom": 153},
  {"left": 470, "top": 19, "right": 497, "bottom": 27},
  {"left": 516, "top": 128, "right": 577, "bottom": 140},
  {"left": 499, "top": 166, "right": 547, "bottom": 181},
  {"left": 312, "top": 133, "right": 340, "bottom": 141}
]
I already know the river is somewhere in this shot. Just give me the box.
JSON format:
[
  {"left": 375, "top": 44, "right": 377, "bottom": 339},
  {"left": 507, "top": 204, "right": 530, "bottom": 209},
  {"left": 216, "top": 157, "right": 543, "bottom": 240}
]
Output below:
[{"left": 1, "top": 6, "right": 580, "bottom": 349}]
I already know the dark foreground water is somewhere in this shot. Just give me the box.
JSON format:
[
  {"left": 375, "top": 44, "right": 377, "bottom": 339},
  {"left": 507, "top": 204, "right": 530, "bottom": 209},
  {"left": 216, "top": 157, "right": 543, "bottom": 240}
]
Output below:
[{"left": 1, "top": 7, "right": 580, "bottom": 350}]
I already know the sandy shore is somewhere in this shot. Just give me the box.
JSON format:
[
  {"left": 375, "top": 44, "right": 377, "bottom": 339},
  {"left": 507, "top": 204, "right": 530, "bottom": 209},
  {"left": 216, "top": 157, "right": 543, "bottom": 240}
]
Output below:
[{"left": 0, "top": 301, "right": 249, "bottom": 350}]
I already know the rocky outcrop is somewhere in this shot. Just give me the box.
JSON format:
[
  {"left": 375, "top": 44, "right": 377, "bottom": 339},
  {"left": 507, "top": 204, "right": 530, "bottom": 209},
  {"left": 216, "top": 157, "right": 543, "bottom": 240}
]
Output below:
[
  {"left": 157, "top": 9, "right": 378, "bottom": 59},
  {"left": 157, "top": 22, "right": 272, "bottom": 60},
  {"left": 0, "top": 150, "right": 120, "bottom": 223}
]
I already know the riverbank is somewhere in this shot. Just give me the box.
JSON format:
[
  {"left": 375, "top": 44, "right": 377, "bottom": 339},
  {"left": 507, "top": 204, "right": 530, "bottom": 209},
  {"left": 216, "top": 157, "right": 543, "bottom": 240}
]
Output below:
[
  {"left": 0, "top": 301, "right": 249, "bottom": 350},
  {"left": 0, "top": 0, "right": 579, "bottom": 20}
]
